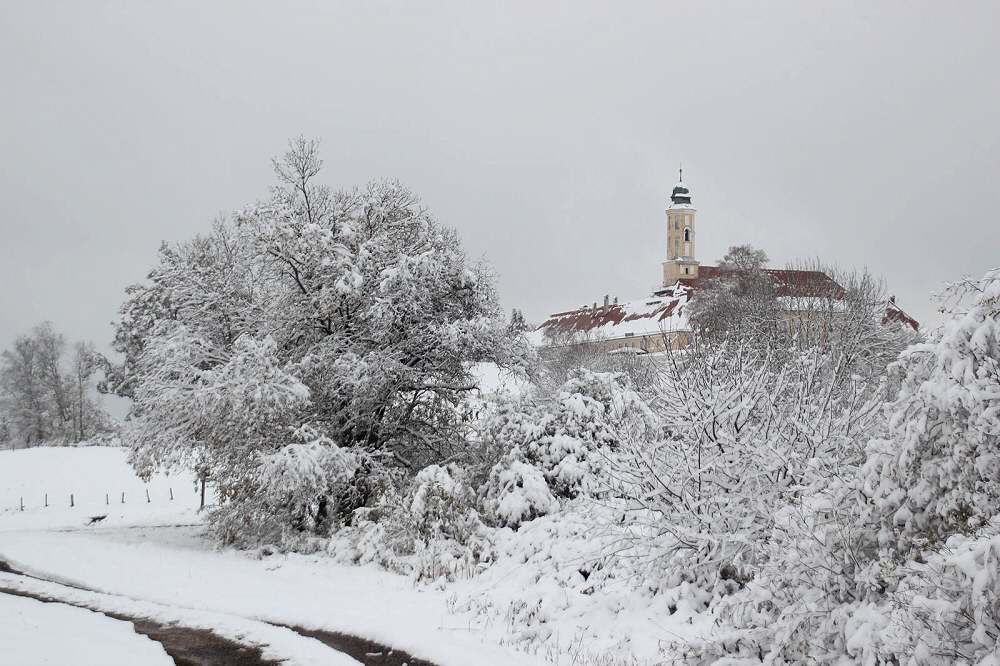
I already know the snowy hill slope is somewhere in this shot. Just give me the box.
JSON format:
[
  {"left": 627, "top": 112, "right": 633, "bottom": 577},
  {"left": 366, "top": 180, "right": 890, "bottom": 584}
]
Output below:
[{"left": 0, "top": 445, "right": 200, "bottom": 529}]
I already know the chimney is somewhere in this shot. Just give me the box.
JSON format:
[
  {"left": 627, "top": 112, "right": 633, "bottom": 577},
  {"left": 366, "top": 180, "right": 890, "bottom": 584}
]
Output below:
[
  {"left": 592, "top": 302, "right": 598, "bottom": 316},
  {"left": 603, "top": 294, "right": 609, "bottom": 315},
  {"left": 613, "top": 296, "right": 618, "bottom": 306}
]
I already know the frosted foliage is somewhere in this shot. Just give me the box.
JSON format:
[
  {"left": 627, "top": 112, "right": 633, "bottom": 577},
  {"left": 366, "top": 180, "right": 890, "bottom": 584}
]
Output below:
[
  {"left": 681, "top": 268, "right": 1000, "bottom": 666},
  {"left": 128, "top": 331, "right": 309, "bottom": 480},
  {"left": 841, "top": 524, "right": 1000, "bottom": 666},
  {"left": 482, "top": 370, "right": 657, "bottom": 528},
  {"left": 488, "top": 456, "right": 559, "bottom": 528},
  {"left": 609, "top": 339, "right": 885, "bottom": 597},
  {"left": 679, "top": 478, "right": 882, "bottom": 665},
  {"left": 211, "top": 435, "right": 363, "bottom": 549},
  {"left": 113, "top": 140, "right": 532, "bottom": 547},
  {"left": 866, "top": 268, "right": 1000, "bottom": 549},
  {"left": 335, "top": 464, "right": 494, "bottom": 581}
]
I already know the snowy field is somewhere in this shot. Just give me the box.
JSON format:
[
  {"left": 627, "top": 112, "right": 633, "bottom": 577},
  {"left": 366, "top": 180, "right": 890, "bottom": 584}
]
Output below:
[
  {"left": 0, "top": 445, "right": 202, "bottom": 526},
  {"left": 0, "top": 445, "right": 705, "bottom": 665}
]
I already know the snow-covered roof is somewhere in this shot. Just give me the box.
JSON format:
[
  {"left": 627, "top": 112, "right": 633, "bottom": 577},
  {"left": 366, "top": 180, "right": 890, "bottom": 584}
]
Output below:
[
  {"left": 883, "top": 299, "right": 919, "bottom": 330},
  {"left": 695, "top": 266, "right": 847, "bottom": 299},
  {"left": 537, "top": 284, "right": 693, "bottom": 343},
  {"left": 536, "top": 268, "right": 919, "bottom": 344}
]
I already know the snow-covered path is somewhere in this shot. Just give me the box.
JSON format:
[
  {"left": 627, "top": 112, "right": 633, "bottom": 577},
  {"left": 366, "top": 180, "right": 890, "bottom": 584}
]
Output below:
[
  {"left": 0, "top": 566, "right": 362, "bottom": 666},
  {"left": 0, "top": 589, "right": 175, "bottom": 666},
  {"left": 0, "top": 447, "right": 549, "bottom": 666},
  {"left": 0, "top": 524, "right": 547, "bottom": 666}
]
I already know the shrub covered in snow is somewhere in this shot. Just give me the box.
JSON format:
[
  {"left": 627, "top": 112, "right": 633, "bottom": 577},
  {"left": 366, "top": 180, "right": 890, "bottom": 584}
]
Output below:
[
  {"left": 680, "top": 267, "right": 1000, "bottom": 665},
  {"left": 866, "top": 268, "right": 1000, "bottom": 553},
  {"left": 209, "top": 430, "right": 371, "bottom": 550},
  {"left": 874, "top": 524, "right": 1000, "bottom": 664},
  {"left": 481, "top": 369, "right": 657, "bottom": 528},
  {"left": 678, "top": 475, "right": 882, "bottom": 664},
  {"left": 484, "top": 453, "right": 560, "bottom": 529},
  {"left": 609, "top": 341, "right": 887, "bottom": 595},
  {"left": 335, "top": 464, "right": 495, "bottom": 581}
]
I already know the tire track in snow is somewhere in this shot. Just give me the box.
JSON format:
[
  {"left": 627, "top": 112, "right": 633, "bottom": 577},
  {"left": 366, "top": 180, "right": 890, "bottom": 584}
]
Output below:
[
  {"left": 0, "top": 586, "right": 282, "bottom": 666},
  {"left": 0, "top": 558, "right": 439, "bottom": 666}
]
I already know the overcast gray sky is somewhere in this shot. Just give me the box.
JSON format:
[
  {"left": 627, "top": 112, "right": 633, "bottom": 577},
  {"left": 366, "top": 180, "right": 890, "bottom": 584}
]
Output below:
[{"left": 2, "top": 1, "right": 998, "bottom": 368}]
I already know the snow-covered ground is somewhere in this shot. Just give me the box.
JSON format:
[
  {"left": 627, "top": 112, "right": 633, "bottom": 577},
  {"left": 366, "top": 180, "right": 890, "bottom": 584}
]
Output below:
[
  {"left": 0, "top": 592, "right": 174, "bottom": 666},
  {"left": 0, "top": 445, "right": 202, "bottom": 525},
  {"left": 1, "top": 445, "right": 706, "bottom": 665}
]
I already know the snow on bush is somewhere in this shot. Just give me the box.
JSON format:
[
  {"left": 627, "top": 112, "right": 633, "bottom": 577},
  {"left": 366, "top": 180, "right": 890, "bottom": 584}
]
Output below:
[
  {"left": 481, "top": 369, "right": 656, "bottom": 528},
  {"left": 678, "top": 475, "right": 882, "bottom": 665},
  {"left": 113, "top": 139, "right": 532, "bottom": 549},
  {"left": 485, "top": 453, "right": 559, "bottom": 529},
  {"left": 873, "top": 524, "right": 1000, "bottom": 664},
  {"left": 680, "top": 267, "right": 1000, "bottom": 665},
  {"left": 210, "top": 429, "right": 367, "bottom": 550},
  {"left": 449, "top": 495, "right": 714, "bottom": 664},
  {"left": 333, "top": 464, "right": 495, "bottom": 581},
  {"left": 866, "top": 268, "right": 1000, "bottom": 553}
]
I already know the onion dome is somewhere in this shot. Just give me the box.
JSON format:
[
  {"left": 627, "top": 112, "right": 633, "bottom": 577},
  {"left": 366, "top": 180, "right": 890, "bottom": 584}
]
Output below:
[{"left": 671, "top": 171, "right": 692, "bottom": 205}]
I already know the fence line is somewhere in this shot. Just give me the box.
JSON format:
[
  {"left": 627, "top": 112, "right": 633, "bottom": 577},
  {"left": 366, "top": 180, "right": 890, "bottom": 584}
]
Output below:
[{"left": 12, "top": 487, "right": 181, "bottom": 512}]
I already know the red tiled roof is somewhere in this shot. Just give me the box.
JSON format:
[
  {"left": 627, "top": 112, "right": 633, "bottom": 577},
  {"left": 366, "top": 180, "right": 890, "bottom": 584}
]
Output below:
[
  {"left": 693, "top": 266, "right": 848, "bottom": 299},
  {"left": 538, "top": 288, "right": 689, "bottom": 338},
  {"left": 538, "top": 267, "right": 918, "bottom": 339},
  {"left": 883, "top": 300, "right": 919, "bottom": 331}
]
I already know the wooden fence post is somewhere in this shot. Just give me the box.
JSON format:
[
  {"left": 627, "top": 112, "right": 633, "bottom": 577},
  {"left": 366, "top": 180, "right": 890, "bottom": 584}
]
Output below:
[
  {"left": 70, "top": 494, "right": 74, "bottom": 507},
  {"left": 146, "top": 489, "right": 151, "bottom": 503}
]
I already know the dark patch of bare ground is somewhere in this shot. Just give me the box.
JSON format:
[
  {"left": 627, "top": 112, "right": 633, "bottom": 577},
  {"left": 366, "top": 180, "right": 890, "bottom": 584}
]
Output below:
[
  {"left": 0, "top": 586, "right": 281, "bottom": 666},
  {"left": 1, "top": 558, "right": 440, "bottom": 666},
  {"left": 287, "top": 625, "right": 438, "bottom": 666}
]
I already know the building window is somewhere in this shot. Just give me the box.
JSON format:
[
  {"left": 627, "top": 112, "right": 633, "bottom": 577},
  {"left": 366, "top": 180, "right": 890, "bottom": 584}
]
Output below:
[{"left": 683, "top": 228, "right": 691, "bottom": 242}]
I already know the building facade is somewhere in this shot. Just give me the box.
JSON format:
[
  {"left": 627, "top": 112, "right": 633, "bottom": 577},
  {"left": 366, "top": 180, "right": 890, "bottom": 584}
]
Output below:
[{"left": 535, "top": 175, "right": 917, "bottom": 351}]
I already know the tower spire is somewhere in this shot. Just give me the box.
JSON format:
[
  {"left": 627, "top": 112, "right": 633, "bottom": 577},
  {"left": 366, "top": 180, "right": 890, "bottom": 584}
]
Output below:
[
  {"left": 662, "top": 171, "right": 698, "bottom": 286},
  {"left": 679, "top": 165, "right": 682, "bottom": 182}
]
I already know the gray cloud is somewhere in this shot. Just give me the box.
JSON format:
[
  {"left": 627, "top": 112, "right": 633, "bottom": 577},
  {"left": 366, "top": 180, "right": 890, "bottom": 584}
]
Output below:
[{"left": 2, "top": 1, "right": 997, "bottom": 367}]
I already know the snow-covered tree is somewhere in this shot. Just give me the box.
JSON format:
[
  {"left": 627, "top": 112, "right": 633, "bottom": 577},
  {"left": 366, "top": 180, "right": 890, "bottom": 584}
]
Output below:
[
  {"left": 33, "top": 322, "right": 72, "bottom": 436},
  {"left": 69, "top": 342, "right": 111, "bottom": 442},
  {"left": 481, "top": 369, "right": 656, "bottom": 528},
  {"left": 867, "top": 267, "right": 1000, "bottom": 552},
  {"left": 113, "top": 137, "right": 532, "bottom": 547},
  {"left": 687, "top": 244, "right": 779, "bottom": 346},
  {"left": 1, "top": 334, "right": 46, "bottom": 445},
  {"left": 1, "top": 323, "right": 113, "bottom": 446},
  {"left": 675, "top": 269, "right": 995, "bottom": 665}
]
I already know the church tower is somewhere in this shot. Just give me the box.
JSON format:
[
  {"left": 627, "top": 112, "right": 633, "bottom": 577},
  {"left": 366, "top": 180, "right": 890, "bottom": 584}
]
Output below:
[{"left": 661, "top": 171, "right": 699, "bottom": 287}]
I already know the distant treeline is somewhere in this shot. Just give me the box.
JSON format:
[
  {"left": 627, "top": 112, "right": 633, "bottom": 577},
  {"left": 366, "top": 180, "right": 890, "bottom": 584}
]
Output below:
[{"left": 0, "top": 322, "right": 115, "bottom": 448}]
